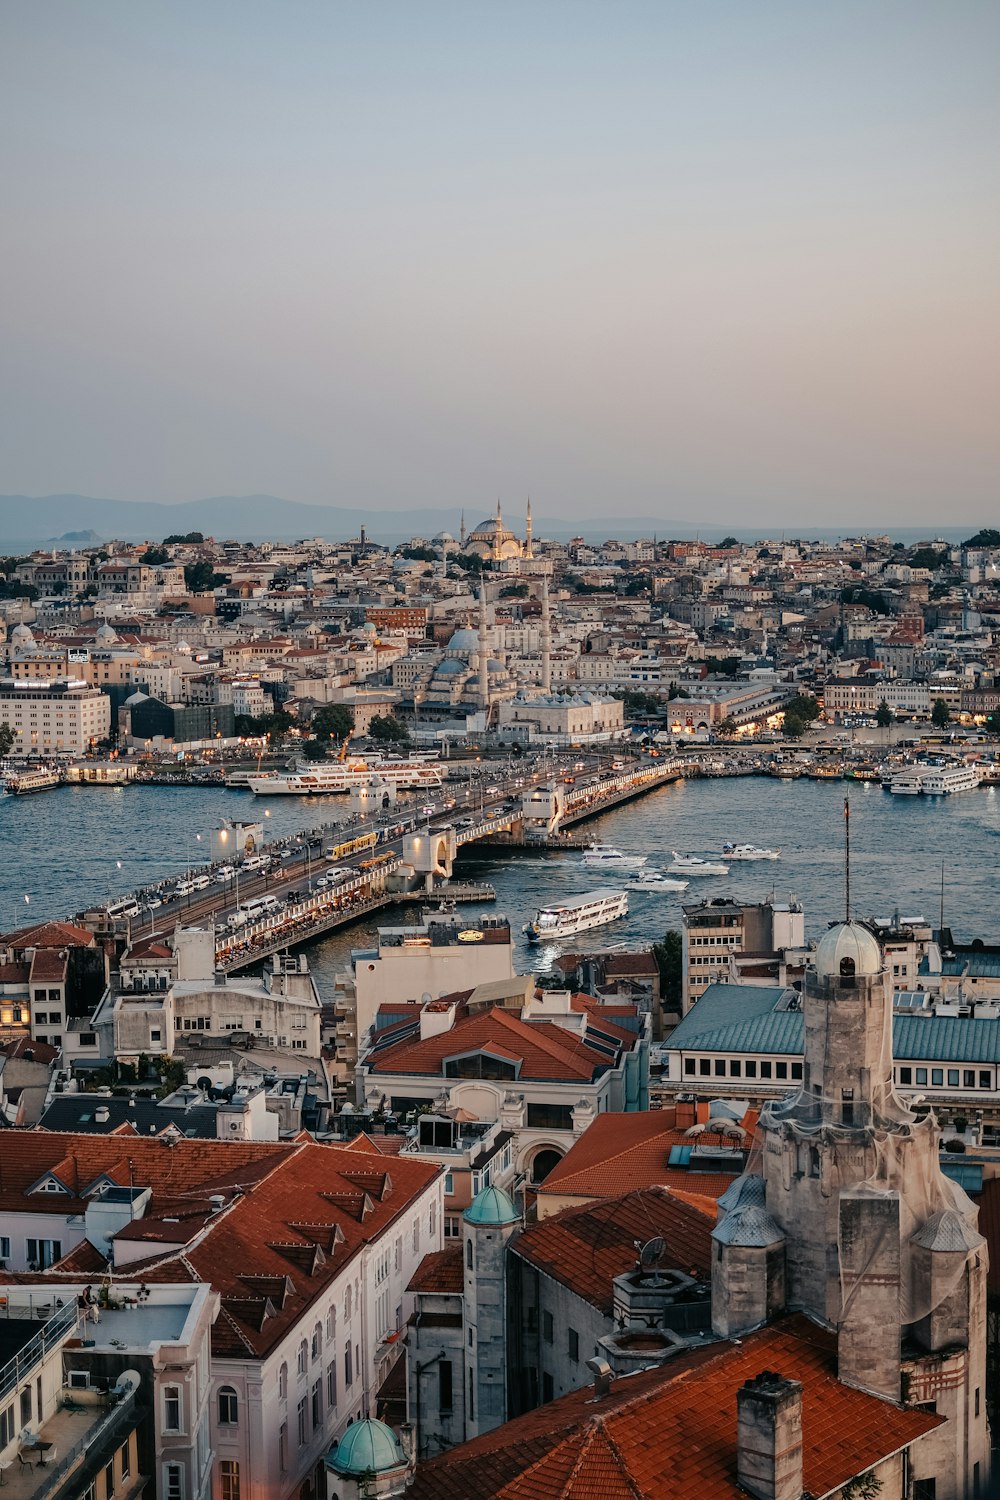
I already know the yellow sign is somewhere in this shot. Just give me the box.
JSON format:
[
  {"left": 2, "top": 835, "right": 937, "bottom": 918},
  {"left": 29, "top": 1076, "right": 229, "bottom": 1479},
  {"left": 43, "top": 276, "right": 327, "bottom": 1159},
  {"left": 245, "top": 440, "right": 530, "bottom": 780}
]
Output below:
[{"left": 457, "top": 929, "right": 484, "bottom": 942}]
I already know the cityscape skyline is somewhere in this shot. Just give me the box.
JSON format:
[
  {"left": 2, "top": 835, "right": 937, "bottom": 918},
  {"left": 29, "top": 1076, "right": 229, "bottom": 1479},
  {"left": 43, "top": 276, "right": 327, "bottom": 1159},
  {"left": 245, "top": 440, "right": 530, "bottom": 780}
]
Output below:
[{"left": 2, "top": 1, "right": 998, "bottom": 525}]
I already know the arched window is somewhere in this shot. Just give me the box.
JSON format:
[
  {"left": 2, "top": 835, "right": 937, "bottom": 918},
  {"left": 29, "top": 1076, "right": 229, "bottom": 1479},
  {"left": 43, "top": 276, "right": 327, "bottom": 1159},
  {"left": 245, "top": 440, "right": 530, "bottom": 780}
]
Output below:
[
  {"left": 466, "top": 1238, "right": 474, "bottom": 1270},
  {"left": 218, "top": 1386, "right": 239, "bottom": 1425},
  {"left": 311, "top": 1322, "right": 323, "bottom": 1361},
  {"left": 326, "top": 1305, "right": 336, "bottom": 1341},
  {"left": 344, "top": 1286, "right": 352, "bottom": 1323},
  {"left": 278, "top": 1363, "right": 288, "bottom": 1400},
  {"left": 297, "top": 1339, "right": 308, "bottom": 1375},
  {"left": 840, "top": 956, "right": 856, "bottom": 978}
]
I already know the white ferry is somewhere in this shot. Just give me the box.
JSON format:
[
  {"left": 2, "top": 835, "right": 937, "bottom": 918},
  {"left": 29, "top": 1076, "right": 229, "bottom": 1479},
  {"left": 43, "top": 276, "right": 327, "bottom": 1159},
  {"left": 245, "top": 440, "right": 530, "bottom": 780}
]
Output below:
[
  {"left": 247, "top": 758, "right": 444, "bottom": 795},
  {"left": 6, "top": 768, "right": 61, "bottom": 796},
  {"left": 524, "top": 888, "right": 628, "bottom": 942},
  {"left": 888, "top": 765, "right": 980, "bottom": 796},
  {"left": 581, "top": 844, "right": 648, "bottom": 870},
  {"left": 723, "top": 843, "right": 781, "bottom": 861},
  {"left": 669, "top": 852, "right": 730, "bottom": 876}
]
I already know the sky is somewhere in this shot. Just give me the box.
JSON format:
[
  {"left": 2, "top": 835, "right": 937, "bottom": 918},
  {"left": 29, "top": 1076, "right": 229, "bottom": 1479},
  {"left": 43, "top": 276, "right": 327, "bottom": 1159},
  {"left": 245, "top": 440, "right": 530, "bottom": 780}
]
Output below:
[{"left": 1, "top": 1, "right": 998, "bottom": 529}]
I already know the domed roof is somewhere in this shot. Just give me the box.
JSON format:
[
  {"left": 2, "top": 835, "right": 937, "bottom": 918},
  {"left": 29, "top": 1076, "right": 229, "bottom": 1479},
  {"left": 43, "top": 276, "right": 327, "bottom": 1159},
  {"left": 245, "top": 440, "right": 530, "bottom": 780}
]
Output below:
[
  {"left": 447, "top": 629, "right": 480, "bottom": 652},
  {"left": 327, "top": 1418, "right": 406, "bottom": 1477},
  {"left": 813, "top": 921, "right": 882, "bottom": 981},
  {"left": 436, "top": 658, "right": 466, "bottom": 675},
  {"left": 712, "top": 1204, "right": 784, "bottom": 1248},
  {"left": 716, "top": 1173, "right": 766, "bottom": 1216},
  {"left": 96, "top": 622, "right": 118, "bottom": 642},
  {"left": 464, "top": 1184, "right": 519, "bottom": 1226},
  {"left": 124, "top": 690, "right": 149, "bottom": 706},
  {"left": 470, "top": 517, "right": 510, "bottom": 538},
  {"left": 10, "top": 623, "right": 34, "bottom": 643},
  {"left": 177, "top": 639, "right": 191, "bottom": 654}
]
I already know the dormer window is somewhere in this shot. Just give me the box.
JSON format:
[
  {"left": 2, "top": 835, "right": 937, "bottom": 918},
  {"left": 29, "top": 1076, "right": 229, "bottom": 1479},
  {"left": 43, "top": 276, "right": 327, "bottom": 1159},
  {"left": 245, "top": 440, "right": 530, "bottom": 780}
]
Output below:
[{"left": 443, "top": 1050, "right": 519, "bottom": 1081}]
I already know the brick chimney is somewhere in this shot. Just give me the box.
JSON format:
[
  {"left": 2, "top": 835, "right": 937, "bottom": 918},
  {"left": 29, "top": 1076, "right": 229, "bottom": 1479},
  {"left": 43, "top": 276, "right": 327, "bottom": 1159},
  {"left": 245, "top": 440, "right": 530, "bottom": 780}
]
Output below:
[{"left": 736, "top": 1371, "right": 803, "bottom": 1500}]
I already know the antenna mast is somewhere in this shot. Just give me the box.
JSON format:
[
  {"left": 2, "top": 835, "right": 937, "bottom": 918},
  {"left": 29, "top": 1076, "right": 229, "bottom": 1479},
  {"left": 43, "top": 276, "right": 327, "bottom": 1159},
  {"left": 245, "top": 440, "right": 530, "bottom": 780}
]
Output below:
[
  {"left": 844, "top": 794, "right": 851, "bottom": 921},
  {"left": 939, "top": 858, "right": 945, "bottom": 934}
]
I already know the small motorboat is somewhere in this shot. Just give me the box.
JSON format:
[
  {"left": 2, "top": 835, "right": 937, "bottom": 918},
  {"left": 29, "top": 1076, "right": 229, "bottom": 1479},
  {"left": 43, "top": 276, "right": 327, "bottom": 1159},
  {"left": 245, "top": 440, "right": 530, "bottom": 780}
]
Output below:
[
  {"left": 628, "top": 870, "right": 690, "bottom": 891},
  {"left": 722, "top": 843, "right": 781, "bottom": 861},
  {"left": 669, "top": 852, "right": 730, "bottom": 876}
]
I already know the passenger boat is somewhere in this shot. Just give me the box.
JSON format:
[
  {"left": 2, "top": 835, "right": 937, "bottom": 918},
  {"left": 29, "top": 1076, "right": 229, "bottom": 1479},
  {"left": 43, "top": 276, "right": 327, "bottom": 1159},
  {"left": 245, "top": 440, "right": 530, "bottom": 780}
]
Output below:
[
  {"left": 247, "top": 758, "right": 444, "bottom": 794},
  {"left": 581, "top": 844, "right": 648, "bottom": 869},
  {"left": 6, "top": 768, "right": 61, "bottom": 796},
  {"left": 888, "top": 764, "right": 980, "bottom": 796},
  {"left": 723, "top": 843, "right": 781, "bottom": 861},
  {"left": 669, "top": 852, "right": 730, "bottom": 876},
  {"left": 524, "top": 889, "right": 628, "bottom": 942},
  {"left": 628, "top": 870, "right": 689, "bottom": 891}
]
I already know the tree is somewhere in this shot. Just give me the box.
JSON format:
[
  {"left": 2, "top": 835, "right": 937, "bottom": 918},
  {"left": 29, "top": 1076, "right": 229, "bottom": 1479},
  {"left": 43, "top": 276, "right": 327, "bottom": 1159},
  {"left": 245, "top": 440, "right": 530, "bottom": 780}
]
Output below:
[
  {"left": 452, "top": 552, "right": 484, "bottom": 575},
  {"left": 716, "top": 716, "right": 738, "bottom": 737},
  {"left": 164, "top": 531, "right": 204, "bottom": 544},
  {"left": 652, "top": 930, "right": 682, "bottom": 1010},
  {"left": 399, "top": 545, "right": 437, "bottom": 562},
  {"left": 783, "top": 693, "right": 821, "bottom": 724},
  {"left": 704, "top": 656, "right": 743, "bottom": 678},
  {"left": 142, "top": 545, "right": 170, "bottom": 565},
  {"left": 962, "top": 529, "right": 1000, "bottom": 549},
  {"left": 184, "top": 560, "right": 217, "bottom": 592},
  {"left": 875, "top": 701, "right": 894, "bottom": 728},
  {"left": 369, "top": 714, "right": 410, "bottom": 744},
  {"left": 931, "top": 698, "right": 951, "bottom": 728},
  {"left": 782, "top": 714, "right": 807, "bottom": 739},
  {"left": 714, "top": 536, "right": 738, "bottom": 549},
  {"left": 987, "top": 708, "right": 1000, "bottom": 737},
  {"left": 301, "top": 737, "right": 329, "bottom": 761},
  {"left": 311, "top": 704, "right": 355, "bottom": 742},
  {"left": 908, "top": 546, "right": 948, "bottom": 571},
  {"left": 0, "top": 724, "right": 14, "bottom": 757}
]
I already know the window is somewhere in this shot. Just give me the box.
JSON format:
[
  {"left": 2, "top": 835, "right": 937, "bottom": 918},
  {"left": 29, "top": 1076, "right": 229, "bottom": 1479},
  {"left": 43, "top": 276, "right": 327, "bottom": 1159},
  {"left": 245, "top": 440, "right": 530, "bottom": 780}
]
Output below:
[
  {"left": 568, "top": 1328, "right": 579, "bottom": 1362},
  {"left": 728, "top": 1060, "right": 741, "bottom": 1077},
  {"left": 965, "top": 1071, "right": 976, "bottom": 1088},
  {"left": 0, "top": 1237, "right": 9, "bottom": 1262},
  {"left": 444, "top": 1052, "right": 517, "bottom": 1080},
  {"left": 326, "top": 1305, "right": 336, "bottom": 1341},
  {"left": 684, "top": 1059, "right": 696, "bottom": 1076},
  {"left": 439, "top": 1360, "right": 453, "bottom": 1413},
  {"left": 980, "top": 1071, "right": 991, "bottom": 1089},
  {"left": 429, "top": 1202, "right": 436, "bottom": 1238},
  {"left": 297, "top": 1397, "right": 307, "bottom": 1445},
  {"left": 975, "top": 1386, "right": 981, "bottom": 1417},
  {"left": 714, "top": 1059, "right": 726, "bottom": 1077},
  {"left": 26, "top": 1237, "right": 62, "bottom": 1268},
  {"left": 775, "top": 1062, "right": 788, "bottom": 1080},
  {"left": 469, "top": 1370, "right": 475, "bottom": 1420},
  {"left": 164, "top": 1384, "right": 181, "bottom": 1432},
  {"left": 542, "top": 1310, "right": 554, "bottom": 1344},
  {"left": 743, "top": 1059, "right": 756, "bottom": 1079},
  {"left": 916, "top": 1068, "right": 928, "bottom": 1085},
  {"left": 312, "top": 1379, "right": 322, "bottom": 1428},
  {"left": 81, "top": 1485, "right": 96, "bottom": 1500},
  {"left": 344, "top": 1286, "right": 352, "bottom": 1322},
  {"left": 0, "top": 1405, "right": 14, "bottom": 1448},
  {"left": 120, "top": 1440, "right": 131, "bottom": 1480},
  {"left": 444, "top": 1215, "right": 460, "bottom": 1239},
  {"left": 444, "top": 1172, "right": 454, "bottom": 1194},
  {"left": 899, "top": 1067, "right": 912, "bottom": 1085},
  {"left": 542, "top": 1372, "right": 553, "bottom": 1404},
  {"left": 279, "top": 1421, "right": 288, "bottom": 1471},
  {"left": 466, "top": 1240, "right": 474, "bottom": 1270},
  {"left": 948, "top": 1069, "right": 959, "bottom": 1087},
  {"left": 913, "top": 1481, "right": 936, "bottom": 1500},
  {"left": 327, "top": 1361, "right": 337, "bottom": 1408},
  {"left": 932, "top": 1069, "right": 943, "bottom": 1086},
  {"left": 311, "top": 1323, "right": 323, "bottom": 1361},
  {"left": 841, "top": 1088, "right": 855, "bottom": 1127},
  {"left": 526, "top": 1103, "right": 573, "bottom": 1131},
  {"left": 105, "top": 1460, "right": 115, "bottom": 1497},
  {"left": 220, "top": 1460, "right": 240, "bottom": 1500},
  {"left": 297, "top": 1339, "right": 308, "bottom": 1375},
  {"left": 20, "top": 1389, "right": 31, "bottom": 1426},
  {"left": 791, "top": 1063, "right": 803, "bottom": 1080},
  {"left": 345, "top": 1345, "right": 353, "bottom": 1387},
  {"left": 699, "top": 1059, "right": 711, "bottom": 1076},
  {"left": 760, "top": 1061, "right": 772, "bottom": 1079},
  {"left": 278, "top": 1363, "right": 288, "bottom": 1400},
  {"left": 412, "top": 1220, "right": 420, "bottom": 1254},
  {"left": 164, "top": 1464, "right": 184, "bottom": 1500},
  {"left": 218, "top": 1386, "right": 238, "bottom": 1425}
]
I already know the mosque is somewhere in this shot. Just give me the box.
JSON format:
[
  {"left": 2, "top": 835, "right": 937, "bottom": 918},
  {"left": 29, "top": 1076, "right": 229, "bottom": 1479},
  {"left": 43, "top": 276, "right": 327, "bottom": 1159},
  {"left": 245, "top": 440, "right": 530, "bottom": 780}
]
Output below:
[{"left": 460, "top": 500, "right": 534, "bottom": 564}]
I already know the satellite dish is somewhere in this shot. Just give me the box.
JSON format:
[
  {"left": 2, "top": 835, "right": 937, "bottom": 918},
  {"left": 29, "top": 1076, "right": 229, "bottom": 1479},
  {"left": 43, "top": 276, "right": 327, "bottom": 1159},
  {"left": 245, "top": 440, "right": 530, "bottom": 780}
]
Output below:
[{"left": 639, "top": 1237, "right": 666, "bottom": 1272}]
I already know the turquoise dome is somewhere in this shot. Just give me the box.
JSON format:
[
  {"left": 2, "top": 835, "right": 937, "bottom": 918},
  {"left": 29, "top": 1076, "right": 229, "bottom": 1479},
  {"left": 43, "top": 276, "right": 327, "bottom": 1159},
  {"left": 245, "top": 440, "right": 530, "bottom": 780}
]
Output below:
[
  {"left": 464, "top": 1184, "right": 519, "bottom": 1226},
  {"left": 327, "top": 1418, "right": 406, "bottom": 1476}
]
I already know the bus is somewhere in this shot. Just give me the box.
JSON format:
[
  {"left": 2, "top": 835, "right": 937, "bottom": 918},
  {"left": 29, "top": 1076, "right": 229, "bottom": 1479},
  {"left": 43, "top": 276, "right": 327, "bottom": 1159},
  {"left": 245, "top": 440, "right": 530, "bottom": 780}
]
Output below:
[
  {"left": 359, "top": 852, "right": 396, "bottom": 873},
  {"left": 325, "top": 832, "right": 379, "bottom": 862},
  {"left": 107, "top": 898, "right": 140, "bottom": 920}
]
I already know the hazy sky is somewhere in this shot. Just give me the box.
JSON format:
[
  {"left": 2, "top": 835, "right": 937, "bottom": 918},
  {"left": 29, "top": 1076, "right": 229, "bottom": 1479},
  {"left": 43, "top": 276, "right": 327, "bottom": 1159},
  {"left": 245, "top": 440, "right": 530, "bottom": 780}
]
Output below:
[{"left": 1, "top": 1, "right": 998, "bottom": 527}]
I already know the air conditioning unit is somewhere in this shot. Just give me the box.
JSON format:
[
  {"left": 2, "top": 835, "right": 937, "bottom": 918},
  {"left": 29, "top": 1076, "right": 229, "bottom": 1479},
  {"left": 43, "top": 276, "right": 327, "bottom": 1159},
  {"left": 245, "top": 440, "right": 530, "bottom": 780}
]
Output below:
[{"left": 68, "top": 1371, "right": 91, "bottom": 1389}]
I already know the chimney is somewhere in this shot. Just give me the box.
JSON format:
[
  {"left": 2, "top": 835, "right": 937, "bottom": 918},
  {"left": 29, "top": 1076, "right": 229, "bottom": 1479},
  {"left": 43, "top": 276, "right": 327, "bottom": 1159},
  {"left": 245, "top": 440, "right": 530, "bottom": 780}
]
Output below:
[
  {"left": 585, "top": 1356, "right": 613, "bottom": 1400},
  {"left": 736, "top": 1371, "right": 803, "bottom": 1500}
]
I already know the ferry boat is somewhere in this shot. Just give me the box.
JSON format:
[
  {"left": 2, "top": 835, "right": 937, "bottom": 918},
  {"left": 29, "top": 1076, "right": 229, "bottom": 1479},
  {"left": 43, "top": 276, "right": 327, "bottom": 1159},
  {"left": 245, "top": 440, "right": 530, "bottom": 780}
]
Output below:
[
  {"left": 669, "top": 852, "right": 730, "bottom": 876},
  {"left": 887, "top": 768, "right": 927, "bottom": 795},
  {"left": 723, "top": 843, "right": 781, "bottom": 861},
  {"left": 916, "top": 765, "right": 980, "bottom": 796},
  {"left": 628, "top": 870, "right": 689, "bottom": 891},
  {"left": 524, "top": 889, "right": 628, "bottom": 942},
  {"left": 6, "top": 768, "right": 61, "bottom": 796},
  {"left": 581, "top": 844, "right": 648, "bottom": 870},
  {"left": 247, "top": 758, "right": 444, "bottom": 795}
]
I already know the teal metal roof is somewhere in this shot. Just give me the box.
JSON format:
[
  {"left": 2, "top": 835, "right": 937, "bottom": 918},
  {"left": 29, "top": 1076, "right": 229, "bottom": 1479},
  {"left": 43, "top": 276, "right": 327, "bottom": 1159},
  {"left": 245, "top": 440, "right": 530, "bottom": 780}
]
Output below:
[
  {"left": 464, "top": 1184, "right": 520, "bottom": 1225},
  {"left": 669, "top": 983, "right": 1000, "bottom": 1065},
  {"left": 327, "top": 1419, "right": 406, "bottom": 1477}
]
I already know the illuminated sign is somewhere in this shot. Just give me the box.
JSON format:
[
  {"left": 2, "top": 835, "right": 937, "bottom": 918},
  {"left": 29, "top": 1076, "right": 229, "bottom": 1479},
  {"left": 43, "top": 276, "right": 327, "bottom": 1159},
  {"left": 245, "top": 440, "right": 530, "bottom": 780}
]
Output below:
[{"left": 457, "top": 929, "right": 484, "bottom": 943}]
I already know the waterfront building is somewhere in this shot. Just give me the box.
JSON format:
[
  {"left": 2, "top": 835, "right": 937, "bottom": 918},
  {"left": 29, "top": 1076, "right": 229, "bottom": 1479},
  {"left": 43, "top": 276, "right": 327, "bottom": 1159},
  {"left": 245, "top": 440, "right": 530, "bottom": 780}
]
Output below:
[
  {"left": 0, "top": 918, "right": 107, "bottom": 1051},
  {"left": 495, "top": 688, "right": 624, "bottom": 742},
  {"left": 0, "top": 676, "right": 110, "bottom": 756},
  {"left": 357, "top": 986, "right": 648, "bottom": 1187}
]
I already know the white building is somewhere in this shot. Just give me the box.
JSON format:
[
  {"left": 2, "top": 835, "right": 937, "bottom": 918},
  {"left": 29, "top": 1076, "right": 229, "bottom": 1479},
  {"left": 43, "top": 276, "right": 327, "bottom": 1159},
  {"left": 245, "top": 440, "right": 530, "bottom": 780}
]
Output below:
[{"left": 0, "top": 677, "right": 111, "bottom": 756}]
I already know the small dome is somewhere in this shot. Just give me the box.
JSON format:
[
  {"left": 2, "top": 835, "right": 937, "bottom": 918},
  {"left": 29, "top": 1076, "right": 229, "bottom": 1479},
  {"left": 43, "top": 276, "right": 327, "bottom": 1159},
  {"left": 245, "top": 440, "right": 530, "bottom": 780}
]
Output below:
[
  {"left": 813, "top": 921, "right": 882, "bottom": 981},
  {"left": 712, "top": 1204, "right": 784, "bottom": 1248},
  {"left": 464, "top": 1185, "right": 519, "bottom": 1226},
  {"left": 96, "top": 622, "right": 118, "bottom": 642},
  {"left": 447, "top": 629, "right": 480, "bottom": 652},
  {"left": 177, "top": 639, "right": 191, "bottom": 655},
  {"left": 124, "top": 690, "right": 149, "bottom": 706},
  {"left": 327, "top": 1418, "right": 406, "bottom": 1477},
  {"left": 10, "top": 623, "right": 34, "bottom": 643}
]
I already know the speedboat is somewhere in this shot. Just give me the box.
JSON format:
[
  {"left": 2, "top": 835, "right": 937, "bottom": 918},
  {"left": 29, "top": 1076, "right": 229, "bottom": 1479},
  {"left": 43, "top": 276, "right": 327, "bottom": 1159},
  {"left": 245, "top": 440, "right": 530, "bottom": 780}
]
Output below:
[
  {"left": 581, "top": 844, "right": 648, "bottom": 869},
  {"left": 628, "top": 870, "right": 690, "bottom": 891},
  {"left": 723, "top": 843, "right": 781, "bottom": 861},
  {"left": 669, "top": 852, "right": 730, "bottom": 876}
]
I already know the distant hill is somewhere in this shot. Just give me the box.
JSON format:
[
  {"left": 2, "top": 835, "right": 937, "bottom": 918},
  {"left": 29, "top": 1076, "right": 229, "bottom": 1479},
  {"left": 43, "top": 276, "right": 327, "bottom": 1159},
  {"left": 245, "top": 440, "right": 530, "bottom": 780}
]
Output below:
[{"left": 0, "top": 493, "right": 976, "bottom": 550}]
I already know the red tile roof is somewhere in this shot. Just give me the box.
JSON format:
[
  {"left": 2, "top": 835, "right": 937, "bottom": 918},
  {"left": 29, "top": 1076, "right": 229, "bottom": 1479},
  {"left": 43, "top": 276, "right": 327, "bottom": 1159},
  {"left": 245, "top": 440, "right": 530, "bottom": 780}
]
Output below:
[
  {"left": 536, "top": 1111, "right": 752, "bottom": 1206},
  {"left": 28, "top": 950, "right": 68, "bottom": 983},
  {"left": 368, "top": 1006, "right": 634, "bottom": 1082},
  {"left": 1, "top": 921, "right": 96, "bottom": 949},
  {"left": 408, "top": 1244, "right": 464, "bottom": 1295},
  {"left": 407, "top": 1315, "right": 943, "bottom": 1500},
  {"left": 0, "top": 1036, "right": 60, "bottom": 1064},
  {"left": 512, "top": 1187, "right": 714, "bottom": 1314}
]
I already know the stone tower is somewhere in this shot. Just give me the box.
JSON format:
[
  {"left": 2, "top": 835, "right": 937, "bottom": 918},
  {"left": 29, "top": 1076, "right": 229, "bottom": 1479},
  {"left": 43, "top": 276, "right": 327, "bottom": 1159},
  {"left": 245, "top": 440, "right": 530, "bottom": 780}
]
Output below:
[
  {"left": 524, "top": 497, "right": 533, "bottom": 560},
  {"left": 463, "top": 1185, "right": 520, "bottom": 1437},
  {"left": 712, "top": 920, "right": 990, "bottom": 1500}
]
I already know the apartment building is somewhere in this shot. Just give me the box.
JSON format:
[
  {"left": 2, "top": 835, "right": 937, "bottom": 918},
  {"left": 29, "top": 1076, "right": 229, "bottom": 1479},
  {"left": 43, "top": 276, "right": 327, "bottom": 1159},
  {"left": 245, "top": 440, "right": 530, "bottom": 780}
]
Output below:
[
  {"left": 0, "top": 678, "right": 111, "bottom": 756},
  {"left": 682, "top": 898, "right": 806, "bottom": 1011}
]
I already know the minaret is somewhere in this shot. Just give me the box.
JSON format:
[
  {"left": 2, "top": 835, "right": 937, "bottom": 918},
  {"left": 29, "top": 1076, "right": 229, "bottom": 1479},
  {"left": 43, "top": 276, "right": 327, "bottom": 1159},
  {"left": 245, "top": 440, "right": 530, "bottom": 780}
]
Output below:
[
  {"left": 524, "top": 498, "right": 533, "bottom": 560},
  {"left": 460, "top": 510, "right": 466, "bottom": 549},
  {"left": 540, "top": 575, "right": 552, "bottom": 693},
  {"left": 478, "top": 582, "right": 489, "bottom": 707},
  {"left": 493, "top": 499, "right": 503, "bottom": 562}
]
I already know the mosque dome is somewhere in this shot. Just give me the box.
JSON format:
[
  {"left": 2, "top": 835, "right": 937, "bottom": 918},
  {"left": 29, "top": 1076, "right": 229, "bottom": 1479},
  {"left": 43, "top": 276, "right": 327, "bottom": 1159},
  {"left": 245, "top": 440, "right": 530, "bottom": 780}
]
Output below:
[
  {"left": 464, "top": 1185, "right": 520, "bottom": 1226},
  {"left": 813, "top": 921, "right": 882, "bottom": 981},
  {"left": 436, "top": 658, "right": 466, "bottom": 676},
  {"left": 447, "top": 629, "right": 480, "bottom": 653},
  {"left": 10, "top": 623, "right": 34, "bottom": 644},
  {"left": 95, "top": 622, "right": 118, "bottom": 643},
  {"left": 326, "top": 1418, "right": 407, "bottom": 1477},
  {"left": 177, "top": 639, "right": 192, "bottom": 655}
]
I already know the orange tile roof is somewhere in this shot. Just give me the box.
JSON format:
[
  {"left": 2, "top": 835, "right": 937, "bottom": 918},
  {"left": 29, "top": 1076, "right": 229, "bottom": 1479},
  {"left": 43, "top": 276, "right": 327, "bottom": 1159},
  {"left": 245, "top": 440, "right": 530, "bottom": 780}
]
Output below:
[
  {"left": 1, "top": 921, "right": 96, "bottom": 949},
  {"left": 512, "top": 1188, "right": 714, "bottom": 1314},
  {"left": 408, "top": 1245, "right": 464, "bottom": 1294},
  {"left": 368, "top": 1007, "right": 633, "bottom": 1082},
  {"left": 407, "top": 1315, "right": 942, "bottom": 1500},
  {"left": 28, "top": 950, "right": 68, "bottom": 983},
  {"left": 536, "top": 1111, "right": 752, "bottom": 1205}
]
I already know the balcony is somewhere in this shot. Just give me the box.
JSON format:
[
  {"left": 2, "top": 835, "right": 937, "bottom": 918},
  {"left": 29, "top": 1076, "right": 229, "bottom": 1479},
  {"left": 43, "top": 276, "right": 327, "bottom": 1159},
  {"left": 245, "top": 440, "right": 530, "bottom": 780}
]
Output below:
[{"left": 0, "top": 1385, "right": 143, "bottom": 1500}]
